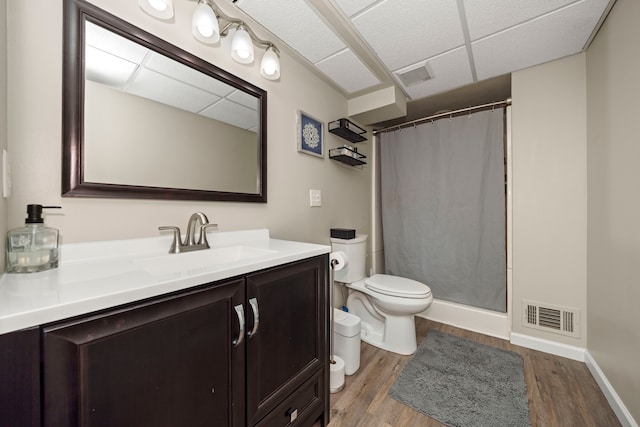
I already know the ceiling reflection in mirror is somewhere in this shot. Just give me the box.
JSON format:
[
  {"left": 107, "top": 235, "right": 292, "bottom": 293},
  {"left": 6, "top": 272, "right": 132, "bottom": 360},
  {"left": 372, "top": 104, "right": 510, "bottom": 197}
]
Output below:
[{"left": 62, "top": 0, "right": 267, "bottom": 202}]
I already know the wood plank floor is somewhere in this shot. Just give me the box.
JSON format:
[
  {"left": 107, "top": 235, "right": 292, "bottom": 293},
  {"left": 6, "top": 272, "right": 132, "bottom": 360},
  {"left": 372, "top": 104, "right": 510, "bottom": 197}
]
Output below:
[{"left": 320, "top": 317, "right": 620, "bottom": 427}]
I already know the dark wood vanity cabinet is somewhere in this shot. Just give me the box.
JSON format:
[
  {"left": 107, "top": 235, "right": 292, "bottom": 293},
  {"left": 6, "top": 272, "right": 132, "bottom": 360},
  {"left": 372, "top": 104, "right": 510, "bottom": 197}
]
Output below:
[
  {"left": 246, "top": 257, "right": 328, "bottom": 426},
  {"left": 1, "top": 255, "right": 328, "bottom": 427},
  {"left": 0, "top": 327, "right": 41, "bottom": 427},
  {"left": 42, "top": 277, "right": 246, "bottom": 427}
]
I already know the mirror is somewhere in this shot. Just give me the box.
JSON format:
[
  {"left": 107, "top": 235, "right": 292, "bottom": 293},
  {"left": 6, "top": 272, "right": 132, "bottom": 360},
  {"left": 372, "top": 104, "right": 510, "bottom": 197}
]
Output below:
[{"left": 62, "top": 0, "right": 267, "bottom": 202}]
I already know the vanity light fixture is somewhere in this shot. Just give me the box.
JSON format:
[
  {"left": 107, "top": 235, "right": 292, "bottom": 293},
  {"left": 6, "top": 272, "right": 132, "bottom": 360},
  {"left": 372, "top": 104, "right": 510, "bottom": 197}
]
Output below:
[
  {"left": 141, "top": 0, "right": 281, "bottom": 81},
  {"left": 138, "top": 0, "right": 174, "bottom": 20},
  {"left": 193, "top": 0, "right": 280, "bottom": 80}
]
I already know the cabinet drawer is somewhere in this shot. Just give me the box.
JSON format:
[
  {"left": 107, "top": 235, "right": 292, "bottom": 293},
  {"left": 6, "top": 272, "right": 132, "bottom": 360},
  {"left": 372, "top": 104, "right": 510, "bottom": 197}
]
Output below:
[{"left": 255, "top": 371, "right": 324, "bottom": 427}]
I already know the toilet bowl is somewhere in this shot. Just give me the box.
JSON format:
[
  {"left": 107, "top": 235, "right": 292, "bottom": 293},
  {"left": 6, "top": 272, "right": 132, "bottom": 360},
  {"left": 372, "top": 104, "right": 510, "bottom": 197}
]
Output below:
[
  {"left": 331, "top": 235, "right": 433, "bottom": 356},
  {"left": 346, "top": 274, "right": 432, "bottom": 355}
]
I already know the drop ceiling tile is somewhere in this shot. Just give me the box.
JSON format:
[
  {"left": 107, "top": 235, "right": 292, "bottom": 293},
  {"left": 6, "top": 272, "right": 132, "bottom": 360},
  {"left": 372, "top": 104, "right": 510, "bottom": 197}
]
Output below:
[
  {"left": 315, "top": 49, "right": 380, "bottom": 93},
  {"left": 333, "top": 0, "right": 380, "bottom": 18},
  {"left": 85, "top": 46, "right": 138, "bottom": 87},
  {"left": 395, "top": 47, "right": 473, "bottom": 100},
  {"left": 472, "top": 0, "right": 609, "bottom": 80},
  {"left": 352, "top": 0, "right": 465, "bottom": 71},
  {"left": 126, "top": 68, "right": 221, "bottom": 113},
  {"left": 235, "top": 0, "right": 346, "bottom": 63},
  {"left": 463, "top": 0, "right": 575, "bottom": 40},
  {"left": 228, "top": 90, "right": 259, "bottom": 111},
  {"left": 85, "top": 22, "right": 148, "bottom": 63},
  {"left": 144, "top": 53, "right": 236, "bottom": 97},
  {"left": 200, "top": 99, "right": 258, "bottom": 130}
]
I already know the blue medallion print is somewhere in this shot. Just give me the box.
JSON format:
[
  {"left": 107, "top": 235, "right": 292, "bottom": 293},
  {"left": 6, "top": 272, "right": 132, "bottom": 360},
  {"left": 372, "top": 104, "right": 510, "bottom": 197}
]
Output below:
[{"left": 301, "top": 113, "right": 322, "bottom": 156}]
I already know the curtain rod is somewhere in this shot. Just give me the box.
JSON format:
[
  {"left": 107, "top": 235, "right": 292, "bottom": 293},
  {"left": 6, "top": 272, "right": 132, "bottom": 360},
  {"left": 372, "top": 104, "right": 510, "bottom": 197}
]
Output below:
[{"left": 372, "top": 98, "right": 512, "bottom": 135}]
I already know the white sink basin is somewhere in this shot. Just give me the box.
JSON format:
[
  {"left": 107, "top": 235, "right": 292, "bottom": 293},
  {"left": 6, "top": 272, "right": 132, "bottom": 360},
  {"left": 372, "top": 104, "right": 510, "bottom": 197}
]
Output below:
[{"left": 133, "top": 245, "right": 278, "bottom": 276}]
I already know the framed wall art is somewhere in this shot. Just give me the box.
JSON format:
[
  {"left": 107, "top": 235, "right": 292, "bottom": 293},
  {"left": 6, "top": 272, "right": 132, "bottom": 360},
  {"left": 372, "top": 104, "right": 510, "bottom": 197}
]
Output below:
[{"left": 297, "top": 110, "right": 324, "bottom": 158}]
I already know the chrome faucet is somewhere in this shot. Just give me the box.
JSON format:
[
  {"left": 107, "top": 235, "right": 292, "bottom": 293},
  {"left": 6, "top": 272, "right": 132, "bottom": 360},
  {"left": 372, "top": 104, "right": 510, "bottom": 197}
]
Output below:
[{"left": 159, "top": 212, "right": 218, "bottom": 254}]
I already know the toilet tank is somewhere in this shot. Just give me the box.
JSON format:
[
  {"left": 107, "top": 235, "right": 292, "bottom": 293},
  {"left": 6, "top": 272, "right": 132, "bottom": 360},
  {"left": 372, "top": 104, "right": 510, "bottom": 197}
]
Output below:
[{"left": 330, "top": 234, "right": 367, "bottom": 283}]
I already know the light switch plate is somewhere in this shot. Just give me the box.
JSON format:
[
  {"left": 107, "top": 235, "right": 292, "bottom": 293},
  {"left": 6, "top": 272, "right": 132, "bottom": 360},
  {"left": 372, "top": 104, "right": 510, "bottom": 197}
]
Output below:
[
  {"left": 2, "top": 149, "right": 10, "bottom": 198},
  {"left": 309, "top": 189, "right": 321, "bottom": 207}
]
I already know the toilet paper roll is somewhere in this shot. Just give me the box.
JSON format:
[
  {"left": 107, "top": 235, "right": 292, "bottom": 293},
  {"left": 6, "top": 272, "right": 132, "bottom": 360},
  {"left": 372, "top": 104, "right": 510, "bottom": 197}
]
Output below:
[
  {"left": 329, "top": 355, "right": 346, "bottom": 393},
  {"left": 330, "top": 251, "right": 347, "bottom": 271}
]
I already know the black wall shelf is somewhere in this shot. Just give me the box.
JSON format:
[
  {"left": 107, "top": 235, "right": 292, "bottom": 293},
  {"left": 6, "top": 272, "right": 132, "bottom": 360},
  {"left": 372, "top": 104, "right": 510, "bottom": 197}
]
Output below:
[
  {"left": 329, "top": 147, "right": 366, "bottom": 167},
  {"left": 328, "top": 118, "right": 367, "bottom": 143}
]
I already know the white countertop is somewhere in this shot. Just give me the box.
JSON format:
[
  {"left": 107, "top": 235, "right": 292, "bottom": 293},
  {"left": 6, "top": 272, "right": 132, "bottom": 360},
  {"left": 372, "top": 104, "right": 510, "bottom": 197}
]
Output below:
[{"left": 0, "top": 229, "right": 330, "bottom": 335}]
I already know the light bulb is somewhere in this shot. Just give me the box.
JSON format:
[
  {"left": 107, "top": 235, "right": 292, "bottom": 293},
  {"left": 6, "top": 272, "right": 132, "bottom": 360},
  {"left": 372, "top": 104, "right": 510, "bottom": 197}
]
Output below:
[
  {"left": 263, "top": 61, "right": 276, "bottom": 75},
  {"left": 148, "top": 0, "right": 167, "bottom": 11},
  {"left": 231, "top": 26, "right": 254, "bottom": 64},
  {"left": 138, "top": 0, "right": 174, "bottom": 19},
  {"left": 260, "top": 46, "right": 280, "bottom": 80},
  {"left": 198, "top": 26, "right": 213, "bottom": 37},
  {"left": 192, "top": 2, "right": 220, "bottom": 44}
]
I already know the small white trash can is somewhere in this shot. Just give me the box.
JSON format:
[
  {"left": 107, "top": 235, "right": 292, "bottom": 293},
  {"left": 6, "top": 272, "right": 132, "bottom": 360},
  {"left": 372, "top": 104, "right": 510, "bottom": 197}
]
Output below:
[{"left": 333, "top": 308, "right": 361, "bottom": 375}]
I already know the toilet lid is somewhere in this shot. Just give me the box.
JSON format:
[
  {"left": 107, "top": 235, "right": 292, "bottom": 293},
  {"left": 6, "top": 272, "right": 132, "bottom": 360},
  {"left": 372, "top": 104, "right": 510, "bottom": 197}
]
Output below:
[{"left": 364, "top": 274, "right": 431, "bottom": 299}]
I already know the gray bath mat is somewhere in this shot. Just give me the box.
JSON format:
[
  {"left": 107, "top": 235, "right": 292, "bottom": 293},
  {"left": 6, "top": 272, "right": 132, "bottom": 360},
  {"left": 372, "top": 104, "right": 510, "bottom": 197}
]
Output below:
[{"left": 389, "top": 330, "right": 530, "bottom": 427}]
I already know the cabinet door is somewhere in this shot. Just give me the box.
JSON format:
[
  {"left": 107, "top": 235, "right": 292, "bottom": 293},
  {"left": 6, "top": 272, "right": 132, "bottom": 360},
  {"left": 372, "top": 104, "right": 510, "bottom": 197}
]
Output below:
[
  {"left": 245, "top": 256, "right": 328, "bottom": 425},
  {"left": 0, "top": 327, "right": 41, "bottom": 427},
  {"left": 43, "top": 279, "right": 245, "bottom": 427}
]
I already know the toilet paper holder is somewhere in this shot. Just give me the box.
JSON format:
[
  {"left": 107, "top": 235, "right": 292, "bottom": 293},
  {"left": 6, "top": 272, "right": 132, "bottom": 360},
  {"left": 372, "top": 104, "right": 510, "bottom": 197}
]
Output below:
[{"left": 329, "top": 251, "right": 347, "bottom": 393}]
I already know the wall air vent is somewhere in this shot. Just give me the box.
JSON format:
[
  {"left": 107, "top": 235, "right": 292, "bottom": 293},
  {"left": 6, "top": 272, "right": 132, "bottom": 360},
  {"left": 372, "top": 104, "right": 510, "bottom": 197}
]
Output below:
[{"left": 522, "top": 300, "right": 580, "bottom": 338}]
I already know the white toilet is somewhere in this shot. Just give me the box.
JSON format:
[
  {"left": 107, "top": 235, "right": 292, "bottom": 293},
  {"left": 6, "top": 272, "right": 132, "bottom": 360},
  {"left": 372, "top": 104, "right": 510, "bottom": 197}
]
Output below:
[{"left": 331, "top": 235, "right": 433, "bottom": 355}]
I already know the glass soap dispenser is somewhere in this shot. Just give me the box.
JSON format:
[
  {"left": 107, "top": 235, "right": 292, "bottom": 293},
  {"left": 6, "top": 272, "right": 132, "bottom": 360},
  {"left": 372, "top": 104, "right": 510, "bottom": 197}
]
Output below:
[{"left": 6, "top": 204, "right": 61, "bottom": 273}]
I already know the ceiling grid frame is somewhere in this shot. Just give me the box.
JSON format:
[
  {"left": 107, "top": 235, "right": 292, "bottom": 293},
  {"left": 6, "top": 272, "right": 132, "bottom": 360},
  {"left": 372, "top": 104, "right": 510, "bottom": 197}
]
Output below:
[{"left": 229, "top": 0, "right": 613, "bottom": 120}]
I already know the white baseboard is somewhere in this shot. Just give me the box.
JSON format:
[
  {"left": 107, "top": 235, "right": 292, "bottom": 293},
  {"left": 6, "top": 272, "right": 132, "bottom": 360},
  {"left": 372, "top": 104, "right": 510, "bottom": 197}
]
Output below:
[
  {"left": 585, "top": 351, "right": 638, "bottom": 427},
  {"left": 422, "top": 301, "right": 586, "bottom": 362},
  {"left": 509, "top": 332, "right": 586, "bottom": 362},
  {"left": 418, "top": 298, "right": 510, "bottom": 340}
]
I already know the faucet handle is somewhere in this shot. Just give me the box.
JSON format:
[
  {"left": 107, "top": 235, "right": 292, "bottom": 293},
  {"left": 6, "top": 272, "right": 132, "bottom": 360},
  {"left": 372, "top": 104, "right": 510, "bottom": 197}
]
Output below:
[
  {"left": 158, "top": 226, "right": 183, "bottom": 253},
  {"left": 199, "top": 223, "right": 218, "bottom": 246}
]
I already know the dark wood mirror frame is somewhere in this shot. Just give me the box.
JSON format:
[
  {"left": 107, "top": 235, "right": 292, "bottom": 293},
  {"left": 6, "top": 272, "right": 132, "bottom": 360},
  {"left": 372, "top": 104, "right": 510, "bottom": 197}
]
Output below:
[{"left": 62, "top": 0, "right": 267, "bottom": 202}]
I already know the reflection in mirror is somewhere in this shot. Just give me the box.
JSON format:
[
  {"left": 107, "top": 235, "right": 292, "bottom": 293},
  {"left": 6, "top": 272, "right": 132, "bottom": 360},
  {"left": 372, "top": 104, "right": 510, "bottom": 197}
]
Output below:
[{"left": 63, "top": 0, "right": 267, "bottom": 202}]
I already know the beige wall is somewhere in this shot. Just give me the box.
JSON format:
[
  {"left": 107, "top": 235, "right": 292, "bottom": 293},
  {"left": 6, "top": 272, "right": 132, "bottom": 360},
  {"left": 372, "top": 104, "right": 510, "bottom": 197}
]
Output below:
[
  {"left": 586, "top": 0, "right": 640, "bottom": 418},
  {"left": 511, "top": 54, "right": 588, "bottom": 347},
  {"left": 0, "top": 0, "right": 7, "bottom": 272},
  {"left": 5, "top": 0, "right": 370, "bottom": 248}
]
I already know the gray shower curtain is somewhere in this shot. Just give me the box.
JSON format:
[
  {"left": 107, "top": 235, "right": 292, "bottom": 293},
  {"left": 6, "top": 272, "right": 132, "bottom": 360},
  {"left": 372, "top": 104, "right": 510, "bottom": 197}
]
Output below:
[{"left": 380, "top": 109, "right": 506, "bottom": 312}]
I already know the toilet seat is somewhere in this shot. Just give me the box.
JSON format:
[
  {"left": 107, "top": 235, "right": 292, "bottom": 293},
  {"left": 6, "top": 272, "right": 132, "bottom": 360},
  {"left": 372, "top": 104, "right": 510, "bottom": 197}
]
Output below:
[{"left": 364, "top": 274, "right": 431, "bottom": 299}]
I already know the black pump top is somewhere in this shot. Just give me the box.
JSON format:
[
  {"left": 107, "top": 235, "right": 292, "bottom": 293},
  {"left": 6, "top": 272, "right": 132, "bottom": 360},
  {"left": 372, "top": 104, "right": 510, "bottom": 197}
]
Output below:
[{"left": 25, "top": 204, "right": 61, "bottom": 224}]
